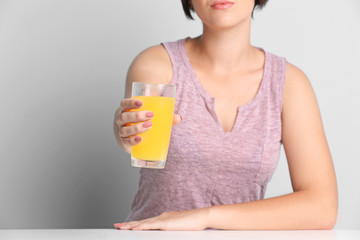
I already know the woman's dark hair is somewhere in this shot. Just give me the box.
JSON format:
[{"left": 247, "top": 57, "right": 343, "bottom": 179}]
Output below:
[{"left": 181, "top": 0, "right": 269, "bottom": 20}]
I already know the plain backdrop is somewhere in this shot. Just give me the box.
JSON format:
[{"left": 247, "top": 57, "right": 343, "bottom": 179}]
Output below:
[{"left": 0, "top": 0, "right": 359, "bottom": 229}]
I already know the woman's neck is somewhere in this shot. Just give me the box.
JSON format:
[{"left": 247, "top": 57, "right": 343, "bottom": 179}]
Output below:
[{"left": 192, "top": 18, "right": 256, "bottom": 74}]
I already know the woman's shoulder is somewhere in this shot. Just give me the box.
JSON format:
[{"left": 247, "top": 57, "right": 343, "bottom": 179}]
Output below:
[
  {"left": 126, "top": 43, "right": 173, "bottom": 85},
  {"left": 285, "top": 62, "right": 311, "bottom": 90},
  {"left": 282, "top": 61, "right": 317, "bottom": 114},
  {"left": 263, "top": 48, "right": 310, "bottom": 90},
  {"left": 136, "top": 44, "right": 170, "bottom": 62}
]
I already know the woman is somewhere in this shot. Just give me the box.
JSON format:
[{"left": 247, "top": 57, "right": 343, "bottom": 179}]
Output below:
[{"left": 113, "top": 0, "right": 338, "bottom": 230}]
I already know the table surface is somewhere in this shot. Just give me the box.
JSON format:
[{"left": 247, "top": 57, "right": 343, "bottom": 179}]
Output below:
[{"left": 0, "top": 229, "right": 359, "bottom": 240}]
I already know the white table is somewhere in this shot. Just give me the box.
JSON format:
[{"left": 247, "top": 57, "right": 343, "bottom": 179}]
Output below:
[{"left": 0, "top": 229, "right": 359, "bottom": 240}]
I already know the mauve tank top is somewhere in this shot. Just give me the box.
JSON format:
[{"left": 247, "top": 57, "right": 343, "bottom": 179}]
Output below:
[{"left": 126, "top": 38, "right": 286, "bottom": 221}]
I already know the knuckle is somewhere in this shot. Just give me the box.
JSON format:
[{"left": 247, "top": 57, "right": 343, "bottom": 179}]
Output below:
[
  {"left": 135, "top": 111, "right": 142, "bottom": 121},
  {"left": 119, "top": 112, "right": 126, "bottom": 123},
  {"left": 130, "top": 137, "right": 138, "bottom": 146},
  {"left": 121, "top": 138, "right": 132, "bottom": 151},
  {"left": 120, "top": 127, "right": 128, "bottom": 137},
  {"left": 123, "top": 137, "right": 131, "bottom": 146},
  {"left": 134, "top": 124, "right": 142, "bottom": 134},
  {"left": 120, "top": 99, "right": 127, "bottom": 108},
  {"left": 126, "top": 137, "right": 133, "bottom": 145}
]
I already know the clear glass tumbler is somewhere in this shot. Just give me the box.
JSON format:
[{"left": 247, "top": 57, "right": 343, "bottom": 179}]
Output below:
[{"left": 130, "top": 82, "right": 176, "bottom": 169}]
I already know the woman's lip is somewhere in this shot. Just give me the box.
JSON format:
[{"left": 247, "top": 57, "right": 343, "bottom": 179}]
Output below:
[{"left": 210, "top": 0, "right": 234, "bottom": 10}]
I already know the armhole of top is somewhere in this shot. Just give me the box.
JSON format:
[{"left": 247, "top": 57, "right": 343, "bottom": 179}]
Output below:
[
  {"left": 278, "top": 58, "right": 287, "bottom": 115},
  {"left": 278, "top": 58, "right": 287, "bottom": 144},
  {"left": 161, "top": 42, "right": 177, "bottom": 85}
]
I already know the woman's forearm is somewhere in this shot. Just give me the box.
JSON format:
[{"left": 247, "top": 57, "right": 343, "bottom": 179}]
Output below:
[{"left": 206, "top": 190, "right": 337, "bottom": 230}]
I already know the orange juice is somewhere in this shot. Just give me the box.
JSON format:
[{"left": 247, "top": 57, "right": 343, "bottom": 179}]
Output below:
[{"left": 131, "top": 96, "right": 175, "bottom": 162}]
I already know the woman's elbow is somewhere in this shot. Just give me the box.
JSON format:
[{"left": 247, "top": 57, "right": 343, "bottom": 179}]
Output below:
[
  {"left": 317, "top": 195, "right": 338, "bottom": 230},
  {"left": 319, "top": 215, "right": 337, "bottom": 230},
  {"left": 321, "top": 207, "right": 337, "bottom": 230}
]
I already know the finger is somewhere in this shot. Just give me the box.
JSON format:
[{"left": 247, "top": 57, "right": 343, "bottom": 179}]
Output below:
[
  {"left": 125, "top": 221, "right": 150, "bottom": 230},
  {"left": 114, "top": 223, "right": 125, "bottom": 230},
  {"left": 114, "top": 221, "right": 140, "bottom": 230},
  {"left": 119, "top": 215, "right": 160, "bottom": 231},
  {"left": 114, "top": 107, "right": 124, "bottom": 127},
  {"left": 120, "top": 121, "right": 152, "bottom": 138},
  {"left": 121, "top": 135, "right": 142, "bottom": 148},
  {"left": 130, "top": 223, "right": 148, "bottom": 231},
  {"left": 129, "top": 216, "right": 164, "bottom": 231},
  {"left": 120, "top": 98, "right": 143, "bottom": 111},
  {"left": 130, "top": 221, "right": 162, "bottom": 231},
  {"left": 119, "top": 111, "right": 154, "bottom": 126},
  {"left": 172, "top": 114, "right": 182, "bottom": 125}
]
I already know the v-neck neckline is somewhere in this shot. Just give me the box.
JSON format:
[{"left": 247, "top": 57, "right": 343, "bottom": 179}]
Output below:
[{"left": 178, "top": 38, "right": 270, "bottom": 135}]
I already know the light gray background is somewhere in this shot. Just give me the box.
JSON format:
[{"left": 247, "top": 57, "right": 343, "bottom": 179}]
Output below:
[{"left": 0, "top": 0, "right": 359, "bottom": 229}]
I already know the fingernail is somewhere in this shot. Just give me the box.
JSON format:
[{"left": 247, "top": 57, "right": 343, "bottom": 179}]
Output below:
[
  {"left": 145, "top": 112, "right": 154, "bottom": 118},
  {"left": 135, "top": 100, "right": 142, "bottom": 107},
  {"left": 143, "top": 121, "right": 152, "bottom": 128},
  {"left": 134, "top": 136, "right": 142, "bottom": 142}
]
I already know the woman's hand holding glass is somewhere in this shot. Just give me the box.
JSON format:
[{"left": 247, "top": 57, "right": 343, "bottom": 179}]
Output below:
[{"left": 114, "top": 98, "right": 181, "bottom": 154}]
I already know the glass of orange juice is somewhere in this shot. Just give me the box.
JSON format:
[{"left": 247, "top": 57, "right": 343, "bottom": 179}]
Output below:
[{"left": 130, "top": 82, "right": 176, "bottom": 169}]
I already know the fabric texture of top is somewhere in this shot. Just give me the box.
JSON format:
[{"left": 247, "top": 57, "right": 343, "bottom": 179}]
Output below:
[{"left": 126, "top": 38, "right": 287, "bottom": 221}]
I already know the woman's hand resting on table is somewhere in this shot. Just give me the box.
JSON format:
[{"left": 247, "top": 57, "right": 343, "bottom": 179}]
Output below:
[
  {"left": 113, "top": 98, "right": 181, "bottom": 153},
  {"left": 114, "top": 208, "right": 210, "bottom": 231}
]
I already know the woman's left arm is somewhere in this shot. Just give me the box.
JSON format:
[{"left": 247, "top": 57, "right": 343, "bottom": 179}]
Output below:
[
  {"left": 114, "top": 63, "right": 338, "bottom": 231},
  {"left": 207, "top": 63, "right": 338, "bottom": 230}
]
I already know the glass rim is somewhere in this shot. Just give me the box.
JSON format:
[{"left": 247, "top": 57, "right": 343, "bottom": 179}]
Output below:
[{"left": 132, "top": 81, "right": 176, "bottom": 88}]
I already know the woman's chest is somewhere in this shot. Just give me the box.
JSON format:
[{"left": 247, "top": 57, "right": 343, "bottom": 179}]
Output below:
[{"left": 195, "top": 72, "right": 264, "bottom": 132}]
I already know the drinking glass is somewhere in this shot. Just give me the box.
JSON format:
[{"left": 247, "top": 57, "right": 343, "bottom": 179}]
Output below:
[{"left": 130, "top": 82, "right": 176, "bottom": 169}]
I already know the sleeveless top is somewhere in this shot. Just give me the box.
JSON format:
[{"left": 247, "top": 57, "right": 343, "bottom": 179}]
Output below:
[{"left": 126, "top": 38, "right": 286, "bottom": 221}]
